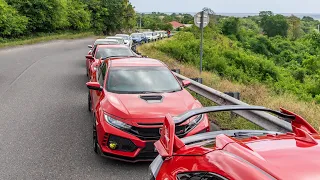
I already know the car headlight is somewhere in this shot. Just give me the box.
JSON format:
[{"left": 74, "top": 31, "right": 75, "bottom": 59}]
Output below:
[{"left": 104, "top": 114, "right": 132, "bottom": 130}]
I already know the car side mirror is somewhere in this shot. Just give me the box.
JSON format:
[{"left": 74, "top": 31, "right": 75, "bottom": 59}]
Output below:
[
  {"left": 182, "top": 80, "right": 191, "bottom": 88},
  {"left": 86, "top": 82, "right": 103, "bottom": 91},
  {"left": 88, "top": 45, "right": 93, "bottom": 49},
  {"left": 86, "top": 55, "right": 94, "bottom": 59}
]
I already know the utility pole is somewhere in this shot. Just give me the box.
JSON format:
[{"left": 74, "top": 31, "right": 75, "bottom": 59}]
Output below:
[
  {"left": 199, "top": 11, "right": 204, "bottom": 75},
  {"left": 140, "top": 15, "right": 142, "bottom": 29}
]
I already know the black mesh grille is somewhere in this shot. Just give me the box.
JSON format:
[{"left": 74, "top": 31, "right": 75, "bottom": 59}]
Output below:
[
  {"left": 129, "top": 125, "right": 188, "bottom": 140},
  {"left": 108, "top": 135, "right": 137, "bottom": 152}
]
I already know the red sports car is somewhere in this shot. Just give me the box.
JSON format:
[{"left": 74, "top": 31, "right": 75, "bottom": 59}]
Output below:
[
  {"left": 85, "top": 44, "right": 139, "bottom": 78},
  {"left": 86, "top": 58, "right": 210, "bottom": 162},
  {"left": 149, "top": 105, "right": 320, "bottom": 180}
]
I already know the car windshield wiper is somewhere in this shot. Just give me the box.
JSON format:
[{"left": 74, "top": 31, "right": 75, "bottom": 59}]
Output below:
[
  {"left": 165, "top": 89, "right": 182, "bottom": 93},
  {"left": 140, "top": 91, "right": 163, "bottom": 94},
  {"left": 233, "top": 131, "right": 271, "bottom": 137}
]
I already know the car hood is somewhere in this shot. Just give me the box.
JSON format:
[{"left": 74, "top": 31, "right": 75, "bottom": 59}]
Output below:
[{"left": 103, "top": 89, "right": 199, "bottom": 124}]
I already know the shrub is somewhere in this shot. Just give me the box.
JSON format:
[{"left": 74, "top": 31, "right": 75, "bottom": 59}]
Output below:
[{"left": 0, "top": 0, "right": 28, "bottom": 37}]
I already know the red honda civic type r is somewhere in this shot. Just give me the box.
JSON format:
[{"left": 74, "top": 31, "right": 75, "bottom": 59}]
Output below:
[
  {"left": 86, "top": 58, "right": 210, "bottom": 162},
  {"left": 149, "top": 105, "right": 320, "bottom": 180}
]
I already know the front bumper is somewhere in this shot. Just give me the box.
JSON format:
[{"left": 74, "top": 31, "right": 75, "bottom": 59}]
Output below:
[{"left": 96, "top": 116, "right": 209, "bottom": 162}]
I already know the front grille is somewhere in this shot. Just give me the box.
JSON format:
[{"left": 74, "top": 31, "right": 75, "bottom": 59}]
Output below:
[
  {"left": 108, "top": 135, "right": 137, "bottom": 152},
  {"left": 130, "top": 125, "right": 188, "bottom": 140},
  {"left": 137, "top": 141, "right": 158, "bottom": 159}
]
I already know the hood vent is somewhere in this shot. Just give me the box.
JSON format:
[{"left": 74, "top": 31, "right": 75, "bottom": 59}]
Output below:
[{"left": 140, "top": 95, "right": 163, "bottom": 103}]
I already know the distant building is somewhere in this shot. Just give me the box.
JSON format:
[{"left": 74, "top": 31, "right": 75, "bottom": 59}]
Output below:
[
  {"left": 169, "top": 21, "right": 185, "bottom": 29},
  {"left": 183, "top": 24, "right": 193, "bottom": 28}
]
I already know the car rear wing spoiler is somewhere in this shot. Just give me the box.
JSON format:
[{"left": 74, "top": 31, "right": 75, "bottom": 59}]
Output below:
[{"left": 154, "top": 105, "right": 319, "bottom": 158}]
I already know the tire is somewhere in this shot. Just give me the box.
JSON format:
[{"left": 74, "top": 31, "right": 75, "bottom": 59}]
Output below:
[
  {"left": 93, "top": 115, "right": 98, "bottom": 154},
  {"left": 93, "top": 126, "right": 98, "bottom": 153},
  {"left": 88, "top": 92, "right": 91, "bottom": 112}
]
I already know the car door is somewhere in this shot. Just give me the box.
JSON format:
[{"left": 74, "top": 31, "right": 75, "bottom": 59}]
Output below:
[
  {"left": 88, "top": 45, "right": 99, "bottom": 77},
  {"left": 91, "top": 62, "right": 107, "bottom": 114}
]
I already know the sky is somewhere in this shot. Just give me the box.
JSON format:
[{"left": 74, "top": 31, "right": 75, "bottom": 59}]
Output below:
[{"left": 129, "top": 0, "right": 320, "bottom": 14}]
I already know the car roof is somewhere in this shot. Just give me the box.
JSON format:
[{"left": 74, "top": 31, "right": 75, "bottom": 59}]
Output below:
[
  {"left": 106, "top": 36, "right": 124, "bottom": 39},
  {"left": 96, "top": 39, "right": 118, "bottom": 42},
  {"left": 109, "top": 58, "right": 165, "bottom": 67},
  {"left": 190, "top": 132, "right": 320, "bottom": 179},
  {"left": 131, "top": 33, "right": 143, "bottom": 35},
  {"left": 237, "top": 134, "right": 320, "bottom": 179},
  {"left": 115, "top": 34, "right": 129, "bottom": 36},
  {"left": 96, "top": 44, "right": 129, "bottom": 48}
]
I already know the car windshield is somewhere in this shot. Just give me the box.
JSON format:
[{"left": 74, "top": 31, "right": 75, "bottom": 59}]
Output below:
[
  {"left": 106, "top": 38, "right": 124, "bottom": 44},
  {"left": 95, "top": 40, "right": 119, "bottom": 45},
  {"left": 116, "top": 35, "right": 129, "bottom": 40},
  {"left": 131, "top": 34, "right": 141, "bottom": 38},
  {"left": 95, "top": 47, "right": 135, "bottom": 59},
  {"left": 145, "top": 33, "right": 152, "bottom": 36},
  {"left": 107, "top": 66, "right": 182, "bottom": 94}
]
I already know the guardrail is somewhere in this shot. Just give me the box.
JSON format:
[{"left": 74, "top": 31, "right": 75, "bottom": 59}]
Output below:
[{"left": 173, "top": 72, "right": 292, "bottom": 133}]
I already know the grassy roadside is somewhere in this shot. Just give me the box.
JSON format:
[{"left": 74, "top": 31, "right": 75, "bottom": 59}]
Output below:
[
  {"left": 0, "top": 31, "right": 96, "bottom": 49},
  {"left": 138, "top": 41, "right": 320, "bottom": 130}
]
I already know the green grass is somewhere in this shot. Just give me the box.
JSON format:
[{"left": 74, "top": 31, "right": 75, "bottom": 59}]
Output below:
[
  {"left": 138, "top": 41, "right": 320, "bottom": 130},
  {"left": 0, "top": 31, "right": 96, "bottom": 48}
]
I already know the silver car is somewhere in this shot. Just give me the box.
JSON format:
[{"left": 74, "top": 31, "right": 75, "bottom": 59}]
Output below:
[
  {"left": 105, "top": 36, "right": 125, "bottom": 45},
  {"left": 115, "top": 34, "right": 133, "bottom": 48}
]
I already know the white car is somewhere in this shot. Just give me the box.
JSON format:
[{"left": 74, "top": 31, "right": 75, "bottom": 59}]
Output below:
[
  {"left": 105, "top": 36, "right": 125, "bottom": 45},
  {"left": 155, "top": 31, "right": 166, "bottom": 39},
  {"left": 115, "top": 34, "right": 133, "bottom": 48},
  {"left": 143, "top": 32, "right": 154, "bottom": 42},
  {"left": 144, "top": 32, "right": 157, "bottom": 42}
]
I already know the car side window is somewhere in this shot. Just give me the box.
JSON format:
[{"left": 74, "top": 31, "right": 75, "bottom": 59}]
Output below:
[
  {"left": 98, "top": 62, "right": 106, "bottom": 86},
  {"left": 92, "top": 46, "right": 98, "bottom": 57}
]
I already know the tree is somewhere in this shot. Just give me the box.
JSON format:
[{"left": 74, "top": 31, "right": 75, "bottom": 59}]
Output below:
[
  {"left": 67, "top": 0, "right": 91, "bottom": 31},
  {"left": 202, "top": 7, "right": 215, "bottom": 15},
  {"left": 6, "top": 0, "right": 69, "bottom": 32},
  {"left": 288, "top": 15, "right": 303, "bottom": 40},
  {"left": 0, "top": 0, "right": 28, "bottom": 37},
  {"left": 221, "top": 17, "right": 240, "bottom": 36},
  {"left": 302, "top": 16, "right": 314, "bottom": 22},
  {"left": 83, "top": 0, "right": 136, "bottom": 34},
  {"left": 259, "top": 12, "right": 289, "bottom": 37}
]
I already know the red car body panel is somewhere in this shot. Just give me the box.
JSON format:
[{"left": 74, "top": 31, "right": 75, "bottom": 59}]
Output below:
[
  {"left": 151, "top": 106, "right": 320, "bottom": 180},
  {"left": 88, "top": 58, "right": 210, "bottom": 162}
]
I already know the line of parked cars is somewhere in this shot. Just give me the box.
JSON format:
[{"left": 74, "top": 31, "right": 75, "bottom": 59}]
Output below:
[
  {"left": 84, "top": 33, "right": 320, "bottom": 180},
  {"left": 85, "top": 33, "right": 210, "bottom": 162}
]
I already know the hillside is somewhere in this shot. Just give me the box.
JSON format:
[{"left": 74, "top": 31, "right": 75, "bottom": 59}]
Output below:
[{"left": 138, "top": 12, "right": 320, "bottom": 129}]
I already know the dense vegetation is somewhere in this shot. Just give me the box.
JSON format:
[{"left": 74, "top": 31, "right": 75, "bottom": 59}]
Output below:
[
  {"left": 137, "top": 12, "right": 194, "bottom": 30},
  {"left": 0, "top": 0, "right": 136, "bottom": 40},
  {"left": 154, "top": 10, "right": 320, "bottom": 103}
]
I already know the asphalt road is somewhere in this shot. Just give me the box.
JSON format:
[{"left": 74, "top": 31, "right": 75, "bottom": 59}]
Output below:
[{"left": 0, "top": 38, "right": 149, "bottom": 180}]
